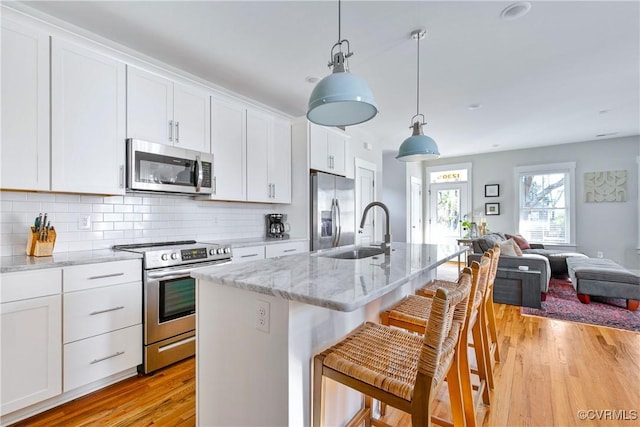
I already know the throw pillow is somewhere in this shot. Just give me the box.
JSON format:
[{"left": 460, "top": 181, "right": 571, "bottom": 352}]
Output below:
[
  {"left": 505, "top": 233, "right": 531, "bottom": 250},
  {"left": 498, "top": 239, "right": 523, "bottom": 257}
]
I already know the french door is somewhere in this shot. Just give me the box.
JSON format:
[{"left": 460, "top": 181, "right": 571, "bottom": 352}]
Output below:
[{"left": 429, "top": 183, "right": 469, "bottom": 245}]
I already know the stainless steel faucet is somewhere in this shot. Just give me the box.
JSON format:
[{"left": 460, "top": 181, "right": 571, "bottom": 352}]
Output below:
[{"left": 359, "top": 201, "right": 391, "bottom": 255}]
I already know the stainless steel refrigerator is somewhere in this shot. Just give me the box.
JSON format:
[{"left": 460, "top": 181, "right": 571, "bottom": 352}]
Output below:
[{"left": 311, "top": 171, "right": 355, "bottom": 250}]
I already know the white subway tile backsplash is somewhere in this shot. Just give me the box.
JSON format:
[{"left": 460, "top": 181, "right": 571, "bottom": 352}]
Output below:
[{"left": 1, "top": 191, "right": 273, "bottom": 256}]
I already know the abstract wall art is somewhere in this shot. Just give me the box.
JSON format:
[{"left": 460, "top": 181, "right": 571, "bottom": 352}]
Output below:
[{"left": 584, "top": 170, "right": 627, "bottom": 202}]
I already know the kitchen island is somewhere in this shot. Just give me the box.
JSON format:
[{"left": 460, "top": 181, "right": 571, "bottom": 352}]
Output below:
[{"left": 193, "top": 242, "right": 466, "bottom": 427}]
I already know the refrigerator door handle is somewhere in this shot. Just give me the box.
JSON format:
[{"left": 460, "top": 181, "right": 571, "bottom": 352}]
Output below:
[
  {"left": 335, "top": 198, "right": 342, "bottom": 246},
  {"left": 331, "top": 198, "right": 337, "bottom": 247}
]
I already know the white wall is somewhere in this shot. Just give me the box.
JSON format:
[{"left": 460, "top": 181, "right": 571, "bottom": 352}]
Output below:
[{"left": 425, "top": 136, "right": 639, "bottom": 268}]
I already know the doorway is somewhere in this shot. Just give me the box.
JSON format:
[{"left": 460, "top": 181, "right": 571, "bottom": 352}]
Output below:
[
  {"left": 426, "top": 163, "right": 472, "bottom": 245},
  {"left": 355, "top": 159, "right": 377, "bottom": 245},
  {"left": 410, "top": 176, "right": 423, "bottom": 244}
]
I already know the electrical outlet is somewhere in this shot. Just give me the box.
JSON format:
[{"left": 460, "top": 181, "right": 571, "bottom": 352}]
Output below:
[
  {"left": 255, "top": 299, "right": 270, "bottom": 333},
  {"left": 79, "top": 215, "right": 91, "bottom": 230},
  {"left": 596, "top": 251, "right": 604, "bottom": 259}
]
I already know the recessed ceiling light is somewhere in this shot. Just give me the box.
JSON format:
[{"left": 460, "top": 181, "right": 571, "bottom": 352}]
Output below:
[
  {"left": 596, "top": 132, "right": 618, "bottom": 138},
  {"left": 467, "top": 103, "right": 482, "bottom": 111},
  {"left": 305, "top": 76, "right": 320, "bottom": 84},
  {"left": 500, "top": 2, "right": 532, "bottom": 21}
]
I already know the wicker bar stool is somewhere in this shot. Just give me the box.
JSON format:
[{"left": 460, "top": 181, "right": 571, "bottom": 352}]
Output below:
[
  {"left": 381, "top": 254, "right": 492, "bottom": 427},
  {"left": 483, "top": 245, "right": 501, "bottom": 368},
  {"left": 312, "top": 270, "right": 473, "bottom": 427},
  {"left": 422, "top": 245, "right": 502, "bottom": 369}
]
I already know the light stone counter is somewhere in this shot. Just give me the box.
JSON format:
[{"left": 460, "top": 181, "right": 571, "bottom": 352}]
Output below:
[
  {"left": 195, "top": 242, "right": 466, "bottom": 427},
  {"left": 0, "top": 249, "right": 142, "bottom": 273},
  {"left": 193, "top": 242, "right": 463, "bottom": 312},
  {"left": 213, "top": 236, "right": 308, "bottom": 248}
]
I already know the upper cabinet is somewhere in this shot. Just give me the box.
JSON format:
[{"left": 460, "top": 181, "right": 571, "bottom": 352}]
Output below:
[
  {"left": 210, "top": 96, "right": 246, "bottom": 201},
  {"left": 1, "top": 17, "right": 50, "bottom": 191},
  {"left": 51, "top": 38, "right": 126, "bottom": 195},
  {"left": 246, "top": 109, "right": 291, "bottom": 203},
  {"left": 309, "top": 123, "right": 348, "bottom": 176},
  {"left": 127, "top": 66, "right": 210, "bottom": 153}
]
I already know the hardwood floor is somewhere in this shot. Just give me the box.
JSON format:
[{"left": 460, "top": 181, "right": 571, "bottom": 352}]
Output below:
[{"left": 13, "top": 266, "right": 640, "bottom": 426}]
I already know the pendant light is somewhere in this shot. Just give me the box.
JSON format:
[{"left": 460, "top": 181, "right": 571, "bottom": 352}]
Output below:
[
  {"left": 307, "top": 0, "right": 378, "bottom": 127},
  {"left": 396, "top": 29, "right": 440, "bottom": 162}
]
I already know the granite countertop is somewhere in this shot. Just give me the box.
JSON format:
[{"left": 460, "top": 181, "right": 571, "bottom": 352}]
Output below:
[
  {"left": 193, "top": 242, "right": 466, "bottom": 312},
  {"left": 1, "top": 249, "right": 142, "bottom": 273}
]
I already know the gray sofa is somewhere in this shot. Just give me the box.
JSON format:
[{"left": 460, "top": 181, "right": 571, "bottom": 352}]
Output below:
[{"left": 467, "top": 232, "right": 585, "bottom": 307}]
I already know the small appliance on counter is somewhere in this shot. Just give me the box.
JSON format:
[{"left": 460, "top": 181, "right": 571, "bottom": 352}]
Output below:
[{"left": 266, "top": 213, "right": 289, "bottom": 239}]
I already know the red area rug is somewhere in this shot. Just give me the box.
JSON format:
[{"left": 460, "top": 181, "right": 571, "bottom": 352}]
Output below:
[{"left": 521, "top": 278, "right": 640, "bottom": 332}]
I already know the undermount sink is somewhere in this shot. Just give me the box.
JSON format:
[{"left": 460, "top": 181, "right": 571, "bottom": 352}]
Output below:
[{"left": 318, "top": 246, "right": 386, "bottom": 260}]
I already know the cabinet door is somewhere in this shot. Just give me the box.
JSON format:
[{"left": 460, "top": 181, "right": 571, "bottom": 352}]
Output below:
[
  {"left": 269, "top": 117, "right": 291, "bottom": 203},
  {"left": 246, "top": 109, "right": 270, "bottom": 202},
  {"left": 309, "top": 123, "right": 329, "bottom": 172},
  {"left": 327, "top": 130, "right": 346, "bottom": 176},
  {"left": 126, "top": 66, "right": 174, "bottom": 145},
  {"left": 1, "top": 295, "right": 62, "bottom": 415},
  {"left": 210, "top": 97, "right": 246, "bottom": 201},
  {"left": 51, "top": 38, "right": 126, "bottom": 194},
  {"left": 1, "top": 18, "right": 50, "bottom": 191},
  {"left": 173, "top": 81, "right": 211, "bottom": 152}
]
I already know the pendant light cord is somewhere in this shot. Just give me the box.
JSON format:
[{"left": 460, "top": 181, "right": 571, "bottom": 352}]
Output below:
[
  {"left": 416, "top": 34, "right": 420, "bottom": 117},
  {"left": 338, "top": 0, "right": 341, "bottom": 43}
]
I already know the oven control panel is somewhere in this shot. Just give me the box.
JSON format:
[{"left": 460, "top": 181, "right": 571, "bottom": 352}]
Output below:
[
  {"left": 181, "top": 247, "right": 208, "bottom": 261},
  {"left": 144, "top": 244, "right": 233, "bottom": 269}
]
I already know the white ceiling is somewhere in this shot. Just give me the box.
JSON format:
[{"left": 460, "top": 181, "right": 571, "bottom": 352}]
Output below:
[{"left": 16, "top": 1, "right": 640, "bottom": 157}]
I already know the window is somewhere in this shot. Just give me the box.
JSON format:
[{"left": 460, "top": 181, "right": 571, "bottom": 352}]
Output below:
[{"left": 515, "top": 162, "right": 575, "bottom": 245}]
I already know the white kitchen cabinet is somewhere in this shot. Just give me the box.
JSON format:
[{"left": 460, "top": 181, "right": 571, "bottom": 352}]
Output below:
[
  {"left": 232, "top": 245, "right": 266, "bottom": 264},
  {"left": 127, "top": 66, "right": 210, "bottom": 153},
  {"left": 51, "top": 38, "right": 126, "bottom": 195},
  {"left": 62, "top": 259, "right": 142, "bottom": 392},
  {"left": 1, "top": 269, "right": 62, "bottom": 416},
  {"left": 265, "top": 241, "right": 308, "bottom": 258},
  {"left": 309, "top": 123, "right": 348, "bottom": 176},
  {"left": 1, "top": 17, "right": 50, "bottom": 191},
  {"left": 210, "top": 96, "right": 246, "bottom": 201},
  {"left": 246, "top": 108, "right": 291, "bottom": 203}
]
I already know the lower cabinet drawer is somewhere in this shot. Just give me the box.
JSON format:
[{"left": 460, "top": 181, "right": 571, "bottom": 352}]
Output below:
[
  {"left": 64, "top": 282, "right": 141, "bottom": 343},
  {"left": 63, "top": 324, "right": 142, "bottom": 392},
  {"left": 232, "top": 245, "right": 265, "bottom": 264},
  {"left": 265, "top": 241, "right": 308, "bottom": 258}
]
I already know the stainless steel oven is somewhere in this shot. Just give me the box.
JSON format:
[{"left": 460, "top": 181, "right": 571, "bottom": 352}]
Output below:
[{"left": 113, "top": 240, "right": 232, "bottom": 374}]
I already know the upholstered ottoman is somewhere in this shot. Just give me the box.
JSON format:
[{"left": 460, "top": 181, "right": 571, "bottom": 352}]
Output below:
[{"left": 566, "top": 257, "right": 640, "bottom": 311}]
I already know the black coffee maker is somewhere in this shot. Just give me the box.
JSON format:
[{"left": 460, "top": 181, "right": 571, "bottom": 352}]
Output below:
[{"left": 266, "top": 214, "right": 288, "bottom": 239}]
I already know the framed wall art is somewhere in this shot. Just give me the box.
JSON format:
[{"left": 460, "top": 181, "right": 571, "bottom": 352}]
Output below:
[
  {"left": 485, "top": 202, "right": 500, "bottom": 215},
  {"left": 485, "top": 184, "right": 499, "bottom": 197}
]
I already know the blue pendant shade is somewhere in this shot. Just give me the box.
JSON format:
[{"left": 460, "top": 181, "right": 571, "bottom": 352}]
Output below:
[
  {"left": 396, "top": 121, "right": 440, "bottom": 161},
  {"left": 397, "top": 29, "right": 440, "bottom": 162},
  {"left": 307, "top": 51, "right": 378, "bottom": 127}
]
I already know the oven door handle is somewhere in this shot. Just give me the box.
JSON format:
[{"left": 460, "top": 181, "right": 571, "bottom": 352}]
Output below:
[{"left": 146, "top": 261, "right": 230, "bottom": 281}]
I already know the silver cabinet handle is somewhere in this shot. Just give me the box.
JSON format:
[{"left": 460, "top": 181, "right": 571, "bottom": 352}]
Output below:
[
  {"left": 169, "top": 120, "right": 173, "bottom": 142},
  {"left": 241, "top": 253, "right": 259, "bottom": 258},
  {"left": 88, "top": 272, "right": 124, "bottom": 280},
  {"left": 283, "top": 249, "right": 296, "bottom": 253},
  {"left": 272, "top": 183, "right": 276, "bottom": 199},
  {"left": 328, "top": 155, "right": 332, "bottom": 169},
  {"left": 119, "top": 165, "right": 124, "bottom": 188},
  {"left": 175, "top": 121, "right": 180, "bottom": 143},
  {"left": 90, "top": 351, "right": 125, "bottom": 365},
  {"left": 90, "top": 306, "right": 125, "bottom": 316}
]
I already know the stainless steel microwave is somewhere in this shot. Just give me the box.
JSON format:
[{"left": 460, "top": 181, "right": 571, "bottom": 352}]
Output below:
[{"left": 126, "top": 139, "right": 213, "bottom": 195}]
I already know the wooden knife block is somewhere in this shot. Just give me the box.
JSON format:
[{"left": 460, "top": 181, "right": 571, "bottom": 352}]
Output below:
[{"left": 26, "top": 227, "right": 56, "bottom": 257}]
